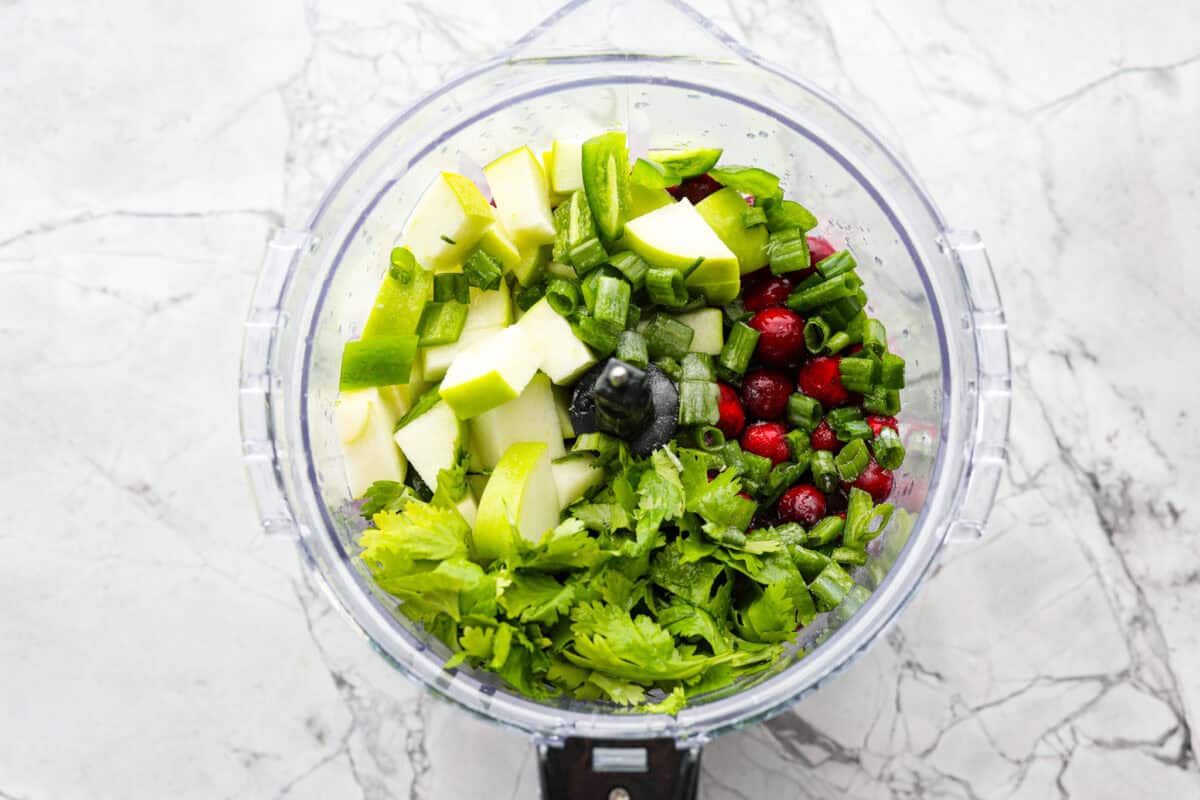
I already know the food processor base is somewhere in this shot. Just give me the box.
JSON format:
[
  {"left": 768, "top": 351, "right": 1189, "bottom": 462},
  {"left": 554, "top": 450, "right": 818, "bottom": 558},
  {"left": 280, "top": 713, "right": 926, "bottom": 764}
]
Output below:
[{"left": 538, "top": 737, "right": 702, "bottom": 800}]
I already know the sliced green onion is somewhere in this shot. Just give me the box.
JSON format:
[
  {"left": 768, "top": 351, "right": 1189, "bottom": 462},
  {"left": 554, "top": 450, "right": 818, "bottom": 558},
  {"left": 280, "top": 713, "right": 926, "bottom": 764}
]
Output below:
[
  {"left": 706, "top": 165, "right": 781, "bottom": 200},
  {"left": 803, "top": 316, "right": 831, "bottom": 353},
  {"left": 742, "top": 206, "right": 768, "bottom": 228},
  {"left": 572, "top": 314, "right": 621, "bottom": 356},
  {"left": 643, "top": 314, "right": 694, "bottom": 360},
  {"left": 880, "top": 353, "right": 906, "bottom": 389},
  {"left": 433, "top": 273, "right": 469, "bottom": 304},
  {"left": 767, "top": 229, "right": 811, "bottom": 275},
  {"left": 739, "top": 448, "right": 773, "bottom": 487},
  {"left": 862, "top": 386, "right": 901, "bottom": 416},
  {"left": 786, "top": 393, "right": 823, "bottom": 432},
  {"left": 630, "top": 157, "right": 682, "bottom": 189},
  {"left": 785, "top": 429, "right": 812, "bottom": 461},
  {"left": 815, "top": 250, "right": 857, "bottom": 278},
  {"left": 463, "top": 249, "right": 503, "bottom": 291},
  {"left": 416, "top": 301, "right": 468, "bottom": 346},
  {"left": 646, "top": 267, "right": 688, "bottom": 307},
  {"left": 388, "top": 246, "right": 417, "bottom": 283},
  {"left": 545, "top": 278, "right": 581, "bottom": 317},
  {"left": 832, "top": 546, "right": 867, "bottom": 566},
  {"left": 811, "top": 450, "right": 839, "bottom": 493},
  {"left": 790, "top": 546, "right": 831, "bottom": 581},
  {"left": 675, "top": 291, "right": 708, "bottom": 312},
  {"left": 717, "top": 321, "right": 760, "bottom": 377},
  {"left": 843, "top": 487, "right": 891, "bottom": 552},
  {"left": 873, "top": 426, "right": 906, "bottom": 470},
  {"left": 805, "top": 516, "right": 844, "bottom": 547},
  {"left": 762, "top": 459, "right": 811, "bottom": 506},
  {"left": 862, "top": 319, "right": 887, "bottom": 359},
  {"left": 681, "top": 352, "right": 716, "bottom": 382},
  {"left": 764, "top": 200, "right": 818, "bottom": 233},
  {"left": 838, "top": 357, "right": 876, "bottom": 393},
  {"left": 514, "top": 281, "right": 546, "bottom": 311},
  {"left": 809, "top": 561, "right": 855, "bottom": 612},
  {"left": 834, "top": 439, "right": 870, "bottom": 481},
  {"left": 608, "top": 251, "right": 649, "bottom": 290},
  {"left": 678, "top": 380, "right": 720, "bottom": 427},
  {"left": 787, "top": 274, "right": 859, "bottom": 312},
  {"left": 836, "top": 419, "right": 873, "bottom": 441},
  {"left": 551, "top": 201, "right": 572, "bottom": 264},
  {"left": 679, "top": 425, "right": 726, "bottom": 452},
  {"left": 569, "top": 238, "right": 608, "bottom": 273},
  {"left": 339, "top": 336, "right": 418, "bottom": 390},
  {"left": 593, "top": 275, "right": 631, "bottom": 330},
  {"left": 826, "top": 406, "right": 864, "bottom": 427},
  {"left": 793, "top": 270, "right": 825, "bottom": 294},
  {"left": 615, "top": 330, "right": 649, "bottom": 368},
  {"left": 626, "top": 302, "right": 642, "bottom": 330},
  {"left": 573, "top": 431, "right": 621, "bottom": 454},
  {"left": 655, "top": 356, "right": 682, "bottom": 381}
]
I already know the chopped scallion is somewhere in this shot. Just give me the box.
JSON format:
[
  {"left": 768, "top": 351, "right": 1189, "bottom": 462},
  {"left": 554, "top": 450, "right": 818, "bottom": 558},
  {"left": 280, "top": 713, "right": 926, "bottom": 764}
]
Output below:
[
  {"left": 718, "top": 321, "right": 760, "bottom": 377},
  {"left": 862, "top": 319, "right": 887, "bottom": 359},
  {"left": 608, "top": 251, "right": 649, "bottom": 290},
  {"left": 767, "top": 229, "right": 811, "bottom": 275},
  {"left": 811, "top": 450, "right": 839, "bottom": 493},
  {"left": 571, "top": 314, "right": 621, "bottom": 356},
  {"left": 615, "top": 330, "right": 649, "bottom": 368},
  {"left": 545, "top": 278, "right": 581, "bottom": 317},
  {"left": 681, "top": 352, "right": 717, "bottom": 382},
  {"left": 679, "top": 425, "right": 726, "bottom": 453},
  {"left": 764, "top": 199, "right": 818, "bottom": 233},
  {"left": 880, "top": 353, "right": 906, "bottom": 389},
  {"left": 593, "top": 275, "right": 631, "bottom": 330},
  {"left": 678, "top": 380, "right": 720, "bottom": 427},
  {"left": 643, "top": 314, "right": 694, "bottom": 360},
  {"left": 804, "top": 316, "right": 831, "bottom": 353},
  {"left": 433, "top": 273, "right": 469, "bottom": 304},
  {"left": 873, "top": 426, "right": 906, "bottom": 470},
  {"left": 416, "top": 301, "right": 468, "bottom": 346},
  {"left": 742, "top": 206, "right": 768, "bottom": 228},
  {"left": 463, "top": 249, "right": 503, "bottom": 291},
  {"left": 786, "top": 393, "right": 823, "bottom": 432},
  {"left": 787, "top": 274, "right": 859, "bottom": 312},
  {"left": 646, "top": 267, "right": 689, "bottom": 307},
  {"left": 805, "top": 516, "right": 844, "bottom": 547},
  {"left": 834, "top": 439, "right": 869, "bottom": 480}
]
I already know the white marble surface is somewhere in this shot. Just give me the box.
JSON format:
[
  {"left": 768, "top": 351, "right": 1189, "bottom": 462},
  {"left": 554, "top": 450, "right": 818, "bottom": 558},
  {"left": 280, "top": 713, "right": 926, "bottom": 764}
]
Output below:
[{"left": 2, "top": 0, "right": 1199, "bottom": 797}]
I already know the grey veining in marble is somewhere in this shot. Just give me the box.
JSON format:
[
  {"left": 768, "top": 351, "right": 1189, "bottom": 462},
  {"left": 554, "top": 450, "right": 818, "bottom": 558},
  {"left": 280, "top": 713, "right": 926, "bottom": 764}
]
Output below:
[{"left": 2, "top": 0, "right": 1199, "bottom": 798}]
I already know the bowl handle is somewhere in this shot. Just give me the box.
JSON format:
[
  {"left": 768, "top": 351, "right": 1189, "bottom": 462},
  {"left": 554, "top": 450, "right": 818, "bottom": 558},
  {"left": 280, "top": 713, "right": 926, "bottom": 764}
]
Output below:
[{"left": 537, "top": 737, "right": 702, "bottom": 800}]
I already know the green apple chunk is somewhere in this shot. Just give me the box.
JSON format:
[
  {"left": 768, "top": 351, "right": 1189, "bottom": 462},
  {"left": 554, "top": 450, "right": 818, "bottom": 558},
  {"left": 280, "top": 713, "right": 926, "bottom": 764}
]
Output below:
[
  {"left": 469, "top": 372, "right": 566, "bottom": 469},
  {"left": 510, "top": 243, "right": 550, "bottom": 287},
  {"left": 422, "top": 326, "right": 497, "bottom": 382},
  {"left": 402, "top": 172, "right": 495, "bottom": 271},
  {"left": 551, "top": 454, "right": 603, "bottom": 509},
  {"left": 473, "top": 441, "right": 561, "bottom": 562},
  {"left": 622, "top": 199, "right": 741, "bottom": 304},
  {"left": 672, "top": 308, "right": 725, "bottom": 355},
  {"left": 439, "top": 326, "right": 541, "bottom": 419},
  {"left": 391, "top": 396, "right": 463, "bottom": 488},
  {"left": 476, "top": 221, "right": 523, "bottom": 274},
  {"left": 362, "top": 253, "right": 433, "bottom": 339},
  {"left": 696, "top": 187, "right": 768, "bottom": 274},
  {"left": 335, "top": 388, "right": 407, "bottom": 497},
  {"left": 484, "top": 147, "right": 556, "bottom": 249},
  {"left": 550, "top": 139, "right": 584, "bottom": 194},
  {"left": 553, "top": 385, "right": 575, "bottom": 440},
  {"left": 628, "top": 183, "right": 674, "bottom": 220},
  {"left": 515, "top": 298, "right": 597, "bottom": 385},
  {"left": 463, "top": 280, "right": 512, "bottom": 331},
  {"left": 339, "top": 336, "right": 419, "bottom": 390}
]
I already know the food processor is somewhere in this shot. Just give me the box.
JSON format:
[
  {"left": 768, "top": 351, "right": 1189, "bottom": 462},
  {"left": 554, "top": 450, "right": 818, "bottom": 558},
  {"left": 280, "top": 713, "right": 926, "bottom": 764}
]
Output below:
[{"left": 239, "top": 0, "right": 1011, "bottom": 796}]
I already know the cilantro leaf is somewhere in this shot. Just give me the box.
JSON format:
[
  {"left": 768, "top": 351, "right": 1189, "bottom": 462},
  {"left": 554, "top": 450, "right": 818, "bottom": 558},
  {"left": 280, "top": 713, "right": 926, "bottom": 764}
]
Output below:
[
  {"left": 380, "top": 557, "right": 484, "bottom": 622},
  {"left": 735, "top": 582, "right": 797, "bottom": 643},
  {"left": 500, "top": 572, "right": 576, "bottom": 625},
  {"left": 649, "top": 539, "right": 725, "bottom": 607},
  {"left": 586, "top": 672, "right": 647, "bottom": 706},
  {"left": 657, "top": 600, "right": 731, "bottom": 655},
  {"left": 520, "top": 518, "right": 610, "bottom": 572},
  {"left": 566, "top": 602, "right": 717, "bottom": 681},
  {"left": 641, "top": 686, "right": 687, "bottom": 715},
  {"left": 359, "top": 501, "right": 470, "bottom": 579},
  {"left": 359, "top": 480, "right": 416, "bottom": 517}
]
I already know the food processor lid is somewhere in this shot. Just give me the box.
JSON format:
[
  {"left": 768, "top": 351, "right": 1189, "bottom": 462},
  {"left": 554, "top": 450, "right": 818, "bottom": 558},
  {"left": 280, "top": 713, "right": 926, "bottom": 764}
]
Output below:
[{"left": 239, "top": 0, "right": 1012, "bottom": 743}]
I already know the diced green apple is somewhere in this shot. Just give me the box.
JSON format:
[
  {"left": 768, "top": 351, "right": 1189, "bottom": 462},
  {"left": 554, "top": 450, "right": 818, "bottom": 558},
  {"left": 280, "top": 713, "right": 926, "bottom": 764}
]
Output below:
[
  {"left": 335, "top": 388, "right": 407, "bottom": 498},
  {"left": 473, "top": 441, "right": 561, "bottom": 562},
  {"left": 439, "top": 325, "right": 541, "bottom": 419},
  {"left": 696, "top": 187, "right": 768, "bottom": 274},
  {"left": 484, "top": 147, "right": 556, "bottom": 250},
  {"left": 553, "top": 385, "right": 575, "bottom": 440},
  {"left": 622, "top": 199, "right": 741, "bottom": 303},
  {"left": 421, "top": 326, "right": 498, "bottom": 381},
  {"left": 469, "top": 372, "right": 566, "bottom": 469},
  {"left": 550, "top": 139, "right": 584, "bottom": 194},
  {"left": 463, "top": 280, "right": 512, "bottom": 331},
  {"left": 476, "top": 221, "right": 524, "bottom": 274},
  {"left": 402, "top": 172, "right": 495, "bottom": 271},
  {"left": 551, "top": 455, "right": 603, "bottom": 508},
  {"left": 515, "top": 298, "right": 597, "bottom": 385},
  {"left": 628, "top": 183, "right": 674, "bottom": 220},
  {"left": 392, "top": 397, "right": 463, "bottom": 489},
  {"left": 362, "top": 258, "right": 432, "bottom": 339},
  {"left": 672, "top": 307, "right": 725, "bottom": 355},
  {"left": 510, "top": 243, "right": 550, "bottom": 287}
]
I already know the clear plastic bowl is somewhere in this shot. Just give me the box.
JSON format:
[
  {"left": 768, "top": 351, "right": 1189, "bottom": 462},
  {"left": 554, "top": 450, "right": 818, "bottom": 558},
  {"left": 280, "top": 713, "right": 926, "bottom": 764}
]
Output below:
[{"left": 240, "top": 0, "right": 1009, "bottom": 749}]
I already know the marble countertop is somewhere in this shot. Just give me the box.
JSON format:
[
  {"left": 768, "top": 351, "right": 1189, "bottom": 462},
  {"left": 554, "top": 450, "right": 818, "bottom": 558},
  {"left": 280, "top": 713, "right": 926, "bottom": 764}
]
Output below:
[{"left": 3, "top": 0, "right": 1198, "bottom": 797}]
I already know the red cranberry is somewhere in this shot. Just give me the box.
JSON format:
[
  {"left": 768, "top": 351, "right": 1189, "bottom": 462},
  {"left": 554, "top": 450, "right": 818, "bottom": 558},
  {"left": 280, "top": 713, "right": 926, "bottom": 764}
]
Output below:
[
  {"left": 740, "top": 422, "right": 790, "bottom": 465},
  {"left": 845, "top": 344, "right": 863, "bottom": 355},
  {"left": 668, "top": 174, "right": 723, "bottom": 205},
  {"left": 797, "top": 356, "right": 851, "bottom": 408},
  {"left": 741, "top": 369, "right": 792, "bottom": 420},
  {"left": 716, "top": 383, "right": 746, "bottom": 439},
  {"left": 824, "top": 490, "right": 849, "bottom": 514},
  {"left": 749, "top": 308, "right": 806, "bottom": 367},
  {"left": 866, "top": 415, "right": 898, "bottom": 437},
  {"left": 778, "top": 484, "right": 827, "bottom": 527},
  {"left": 810, "top": 420, "right": 840, "bottom": 452},
  {"left": 742, "top": 273, "right": 795, "bottom": 311},
  {"left": 807, "top": 236, "right": 836, "bottom": 266},
  {"left": 852, "top": 458, "right": 895, "bottom": 503}
]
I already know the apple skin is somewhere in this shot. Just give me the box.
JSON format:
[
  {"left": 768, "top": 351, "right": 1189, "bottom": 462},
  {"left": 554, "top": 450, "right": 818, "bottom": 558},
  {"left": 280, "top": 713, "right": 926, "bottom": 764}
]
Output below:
[
  {"left": 622, "top": 199, "right": 741, "bottom": 304},
  {"left": 439, "top": 326, "right": 540, "bottom": 420},
  {"left": 671, "top": 308, "right": 725, "bottom": 356},
  {"left": 696, "top": 187, "right": 769, "bottom": 274},
  {"left": 515, "top": 298, "right": 597, "bottom": 385},
  {"left": 473, "top": 441, "right": 561, "bottom": 563},
  {"left": 402, "top": 172, "right": 495, "bottom": 271}
]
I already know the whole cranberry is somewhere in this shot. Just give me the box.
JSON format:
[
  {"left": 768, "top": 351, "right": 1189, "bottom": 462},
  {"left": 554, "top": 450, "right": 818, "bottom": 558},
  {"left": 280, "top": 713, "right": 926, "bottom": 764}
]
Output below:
[
  {"left": 866, "top": 415, "right": 899, "bottom": 437},
  {"left": 668, "top": 174, "right": 723, "bottom": 205},
  {"left": 807, "top": 236, "right": 836, "bottom": 266},
  {"left": 749, "top": 308, "right": 806, "bottom": 367},
  {"left": 852, "top": 458, "right": 895, "bottom": 503},
  {"left": 716, "top": 383, "right": 746, "bottom": 439},
  {"left": 740, "top": 422, "right": 790, "bottom": 464},
  {"left": 797, "top": 356, "right": 851, "bottom": 408},
  {"left": 743, "top": 273, "right": 795, "bottom": 311},
  {"left": 810, "top": 420, "right": 840, "bottom": 452},
  {"left": 824, "top": 490, "right": 849, "bottom": 515},
  {"left": 778, "top": 484, "right": 827, "bottom": 527},
  {"left": 741, "top": 369, "right": 792, "bottom": 420}
]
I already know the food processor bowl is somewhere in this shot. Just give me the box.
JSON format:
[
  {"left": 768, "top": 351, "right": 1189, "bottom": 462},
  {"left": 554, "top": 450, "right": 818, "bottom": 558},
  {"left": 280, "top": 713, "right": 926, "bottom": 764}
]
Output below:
[{"left": 239, "top": 0, "right": 1010, "bottom": 796}]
